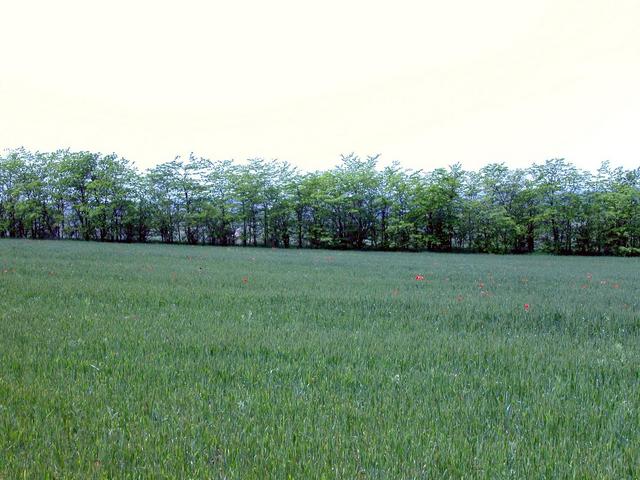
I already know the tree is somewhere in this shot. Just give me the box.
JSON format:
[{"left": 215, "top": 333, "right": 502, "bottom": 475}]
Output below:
[{"left": 1, "top": 147, "right": 638, "bottom": 256}]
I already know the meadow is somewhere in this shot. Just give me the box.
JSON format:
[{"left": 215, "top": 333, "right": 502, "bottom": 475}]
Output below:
[{"left": 0, "top": 239, "right": 639, "bottom": 478}]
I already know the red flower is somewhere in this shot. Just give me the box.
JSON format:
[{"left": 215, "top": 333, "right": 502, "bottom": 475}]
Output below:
[
  {"left": 524, "top": 303, "right": 530, "bottom": 312},
  {"left": 242, "top": 276, "right": 249, "bottom": 284},
  {"left": 415, "top": 275, "right": 425, "bottom": 281}
]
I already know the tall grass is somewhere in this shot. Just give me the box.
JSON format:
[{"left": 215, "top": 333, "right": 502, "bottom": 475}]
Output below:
[{"left": 1, "top": 239, "right": 638, "bottom": 478}]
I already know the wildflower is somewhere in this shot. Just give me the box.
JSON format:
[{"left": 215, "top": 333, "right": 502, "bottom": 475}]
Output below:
[
  {"left": 612, "top": 283, "right": 620, "bottom": 289},
  {"left": 415, "top": 275, "right": 425, "bottom": 281},
  {"left": 524, "top": 303, "right": 530, "bottom": 312},
  {"left": 242, "top": 276, "right": 249, "bottom": 284}
]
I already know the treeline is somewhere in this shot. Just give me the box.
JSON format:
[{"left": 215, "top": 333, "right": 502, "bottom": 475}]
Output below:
[{"left": 1, "top": 148, "right": 639, "bottom": 255}]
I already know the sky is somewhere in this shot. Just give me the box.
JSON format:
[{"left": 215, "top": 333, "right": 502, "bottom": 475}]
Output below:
[{"left": 1, "top": 0, "right": 639, "bottom": 173}]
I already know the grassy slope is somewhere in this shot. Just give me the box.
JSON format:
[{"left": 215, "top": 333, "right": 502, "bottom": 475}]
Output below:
[{"left": 0, "top": 239, "right": 639, "bottom": 478}]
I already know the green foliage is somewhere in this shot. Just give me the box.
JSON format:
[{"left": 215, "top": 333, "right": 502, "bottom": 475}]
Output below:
[
  {"left": 1, "top": 240, "right": 639, "bottom": 477},
  {"left": 1, "top": 149, "right": 639, "bottom": 254}
]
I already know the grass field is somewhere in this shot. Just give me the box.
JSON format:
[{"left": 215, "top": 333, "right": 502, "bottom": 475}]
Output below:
[{"left": 1, "top": 239, "right": 639, "bottom": 478}]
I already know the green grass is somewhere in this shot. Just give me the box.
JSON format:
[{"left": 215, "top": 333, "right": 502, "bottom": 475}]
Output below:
[{"left": 1, "top": 239, "right": 639, "bottom": 478}]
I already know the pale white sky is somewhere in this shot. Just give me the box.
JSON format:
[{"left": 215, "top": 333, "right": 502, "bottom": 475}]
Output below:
[{"left": 1, "top": 0, "right": 639, "bottom": 172}]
